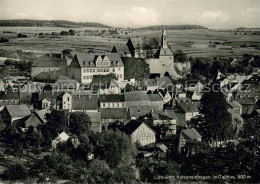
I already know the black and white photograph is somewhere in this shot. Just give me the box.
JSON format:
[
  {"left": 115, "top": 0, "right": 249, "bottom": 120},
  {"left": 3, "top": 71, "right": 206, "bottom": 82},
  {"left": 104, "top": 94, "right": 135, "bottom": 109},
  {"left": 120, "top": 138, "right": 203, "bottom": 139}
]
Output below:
[{"left": 0, "top": 0, "right": 259, "bottom": 183}]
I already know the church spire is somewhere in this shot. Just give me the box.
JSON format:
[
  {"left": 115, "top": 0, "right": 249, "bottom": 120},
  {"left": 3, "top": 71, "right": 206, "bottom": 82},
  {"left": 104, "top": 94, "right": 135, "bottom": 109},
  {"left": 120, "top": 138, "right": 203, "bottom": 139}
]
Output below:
[{"left": 161, "top": 28, "right": 168, "bottom": 49}]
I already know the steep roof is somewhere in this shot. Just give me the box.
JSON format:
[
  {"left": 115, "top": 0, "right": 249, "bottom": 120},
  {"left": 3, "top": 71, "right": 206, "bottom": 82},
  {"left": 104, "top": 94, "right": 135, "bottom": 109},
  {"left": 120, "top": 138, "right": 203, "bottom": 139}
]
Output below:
[
  {"left": 0, "top": 92, "right": 20, "bottom": 100},
  {"left": 228, "top": 101, "right": 242, "bottom": 109},
  {"left": 122, "top": 119, "right": 155, "bottom": 135},
  {"left": 125, "top": 92, "right": 149, "bottom": 101},
  {"left": 154, "top": 47, "right": 173, "bottom": 58},
  {"left": 100, "top": 108, "right": 128, "bottom": 119},
  {"left": 129, "top": 105, "right": 151, "bottom": 118},
  {"left": 35, "top": 109, "right": 49, "bottom": 123},
  {"left": 183, "top": 128, "right": 201, "bottom": 140},
  {"left": 85, "top": 112, "right": 101, "bottom": 123},
  {"left": 156, "top": 77, "right": 173, "bottom": 89},
  {"left": 73, "top": 52, "right": 123, "bottom": 68},
  {"left": 129, "top": 37, "right": 144, "bottom": 49},
  {"left": 32, "top": 54, "right": 66, "bottom": 67},
  {"left": 178, "top": 102, "right": 199, "bottom": 113},
  {"left": 5, "top": 104, "right": 31, "bottom": 118},
  {"left": 147, "top": 94, "right": 163, "bottom": 101},
  {"left": 72, "top": 95, "right": 98, "bottom": 111},
  {"left": 53, "top": 79, "right": 79, "bottom": 89},
  {"left": 151, "top": 109, "right": 177, "bottom": 120},
  {"left": 99, "top": 94, "right": 125, "bottom": 102}
]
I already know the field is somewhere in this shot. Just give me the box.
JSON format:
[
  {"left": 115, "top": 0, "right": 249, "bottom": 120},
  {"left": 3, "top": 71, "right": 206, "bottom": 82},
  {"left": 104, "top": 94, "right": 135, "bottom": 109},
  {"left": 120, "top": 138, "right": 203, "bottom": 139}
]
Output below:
[{"left": 0, "top": 26, "right": 260, "bottom": 59}]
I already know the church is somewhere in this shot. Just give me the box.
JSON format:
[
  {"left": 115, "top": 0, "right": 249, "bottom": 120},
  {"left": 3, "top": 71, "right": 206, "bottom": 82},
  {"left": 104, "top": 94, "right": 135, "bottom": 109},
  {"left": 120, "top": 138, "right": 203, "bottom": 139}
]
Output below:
[{"left": 146, "top": 29, "right": 178, "bottom": 78}]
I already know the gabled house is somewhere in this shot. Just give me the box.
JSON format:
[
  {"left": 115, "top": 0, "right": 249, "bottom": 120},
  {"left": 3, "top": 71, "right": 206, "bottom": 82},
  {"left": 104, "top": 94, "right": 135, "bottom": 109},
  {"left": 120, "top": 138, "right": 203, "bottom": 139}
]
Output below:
[
  {"left": 1, "top": 104, "right": 31, "bottom": 125},
  {"left": 68, "top": 52, "right": 124, "bottom": 84},
  {"left": 126, "top": 37, "right": 145, "bottom": 58},
  {"left": 39, "top": 98, "right": 51, "bottom": 110},
  {"left": 191, "top": 91, "right": 203, "bottom": 101},
  {"left": 177, "top": 102, "right": 199, "bottom": 122},
  {"left": 24, "top": 109, "right": 49, "bottom": 128},
  {"left": 122, "top": 120, "right": 156, "bottom": 147},
  {"left": 158, "top": 89, "right": 172, "bottom": 104}
]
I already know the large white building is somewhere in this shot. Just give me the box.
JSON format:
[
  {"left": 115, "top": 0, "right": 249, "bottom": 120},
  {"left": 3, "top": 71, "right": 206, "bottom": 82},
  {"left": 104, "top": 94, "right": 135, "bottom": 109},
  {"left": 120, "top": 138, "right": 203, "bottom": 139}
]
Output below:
[{"left": 68, "top": 52, "right": 124, "bottom": 84}]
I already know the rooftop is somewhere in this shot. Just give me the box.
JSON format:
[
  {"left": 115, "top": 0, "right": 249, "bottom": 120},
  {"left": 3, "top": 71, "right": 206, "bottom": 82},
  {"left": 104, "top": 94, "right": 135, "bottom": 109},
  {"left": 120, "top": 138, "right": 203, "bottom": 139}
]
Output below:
[{"left": 99, "top": 94, "right": 125, "bottom": 102}]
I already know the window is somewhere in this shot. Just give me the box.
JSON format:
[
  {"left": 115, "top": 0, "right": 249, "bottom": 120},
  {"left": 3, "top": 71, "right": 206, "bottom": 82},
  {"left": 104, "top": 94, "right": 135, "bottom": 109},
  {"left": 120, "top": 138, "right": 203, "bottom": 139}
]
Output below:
[
  {"left": 103, "top": 103, "right": 105, "bottom": 107},
  {"left": 120, "top": 74, "right": 122, "bottom": 78},
  {"left": 83, "top": 76, "right": 87, "bottom": 79},
  {"left": 87, "top": 69, "right": 89, "bottom": 72},
  {"left": 67, "top": 97, "right": 70, "bottom": 101},
  {"left": 90, "top": 69, "right": 92, "bottom": 72},
  {"left": 118, "top": 68, "right": 121, "bottom": 71},
  {"left": 93, "top": 69, "right": 95, "bottom": 72},
  {"left": 112, "top": 68, "right": 115, "bottom": 72}
]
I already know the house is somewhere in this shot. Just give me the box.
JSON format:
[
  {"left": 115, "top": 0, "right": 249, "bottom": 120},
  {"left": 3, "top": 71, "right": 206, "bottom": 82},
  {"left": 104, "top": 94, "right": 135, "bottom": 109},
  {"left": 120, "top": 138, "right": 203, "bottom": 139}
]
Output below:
[
  {"left": 85, "top": 112, "right": 102, "bottom": 133},
  {"left": 151, "top": 109, "right": 177, "bottom": 137},
  {"left": 180, "top": 128, "right": 202, "bottom": 147},
  {"left": 68, "top": 52, "right": 124, "bottom": 84},
  {"left": 59, "top": 92, "right": 72, "bottom": 110},
  {"left": 99, "top": 94, "right": 125, "bottom": 108},
  {"left": 125, "top": 91, "right": 150, "bottom": 107},
  {"left": 129, "top": 106, "right": 151, "bottom": 119},
  {"left": 237, "top": 97, "right": 258, "bottom": 115},
  {"left": 52, "top": 132, "right": 70, "bottom": 149},
  {"left": 0, "top": 78, "right": 6, "bottom": 92},
  {"left": 98, "top": 79, "right": 121, "bottom": 94},
  {"left": 1, "top": 104, "right": 31, "bottom": 125},
  {"left": 39, "top": 98, "right": 51, "bottom": 110},
  {"left": 31, "top": 53, "right": 67, "bottom": 77},
  {"left": 191, "top": 91, "right": 203, "bottom": 101},
  {"left": 147, "top": 94, "right": 164, "bottom": 110},
  {"left": 71, "top": 94, "right": 98, "bottom": 113},
  {"left": 146, "top": 79, "right": 158, "bottom": 92},
  {"left": 100, "top": 108, "right": 128, "bottom": 124},
  {"left": 156, "top": 76, "right": 173, "bottom": 90},
  {"left": 177, "top": 102, "right": 199, "bottom": 122},
  {"left": 122, "top": 120, "right": 156, "bottom": 147},
  {"left": 126, "top": 37, "right": 145, "bottom": 58},
  {"left": 146, "top": 29, "right": 177, "bottom": 77},
  {"left": 24, "top": 109, "right": 49, "bottom": 128},
  {"left": 183, "top": 80, "right": 204, "bottom": 92},
  {"left": 0, "top": 92, "right": 20, "bottom": 107},
  {"left": 153, "top": 143, "right": 169, "bottom": 160},
  {"left": 158, "top": 89, "right": 172, "bottom": 104}
]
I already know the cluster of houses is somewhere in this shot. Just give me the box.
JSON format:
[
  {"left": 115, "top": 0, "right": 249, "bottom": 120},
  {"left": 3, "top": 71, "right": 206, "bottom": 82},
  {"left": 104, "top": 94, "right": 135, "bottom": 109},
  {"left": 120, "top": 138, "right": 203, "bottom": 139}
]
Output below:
[{"left": 0, "top": 29, "right": 260, "bottom": 160}]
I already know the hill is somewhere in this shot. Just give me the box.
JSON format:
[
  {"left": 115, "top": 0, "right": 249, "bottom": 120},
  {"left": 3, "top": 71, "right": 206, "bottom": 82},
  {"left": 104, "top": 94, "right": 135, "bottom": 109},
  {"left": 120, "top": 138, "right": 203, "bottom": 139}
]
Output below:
[
  {"left": 138, "top": 25, "right": 207, "bottom": 30},
  {"left": 0, "top": 19, "right": 111, "bottom": 28}
]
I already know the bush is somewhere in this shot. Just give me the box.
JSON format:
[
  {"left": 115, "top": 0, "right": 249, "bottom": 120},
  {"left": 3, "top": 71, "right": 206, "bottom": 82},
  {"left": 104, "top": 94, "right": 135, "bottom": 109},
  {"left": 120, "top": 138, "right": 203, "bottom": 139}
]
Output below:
[{"left": 3, "top": 163, "right": 28, "bottom": 181}]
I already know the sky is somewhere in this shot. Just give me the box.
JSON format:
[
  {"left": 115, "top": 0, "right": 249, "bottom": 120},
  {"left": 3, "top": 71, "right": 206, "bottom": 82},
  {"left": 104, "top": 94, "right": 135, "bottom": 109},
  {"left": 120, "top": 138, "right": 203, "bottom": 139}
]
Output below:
[{"left": 0, "top": 0, "right": 260, "bottom": 28}]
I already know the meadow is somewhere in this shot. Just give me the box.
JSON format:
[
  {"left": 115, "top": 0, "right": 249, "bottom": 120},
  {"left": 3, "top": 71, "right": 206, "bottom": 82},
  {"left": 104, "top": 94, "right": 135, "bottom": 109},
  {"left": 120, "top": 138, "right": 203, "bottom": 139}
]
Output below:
[{"left": 0, "top": 26, "right": 260, "bottom": 59}]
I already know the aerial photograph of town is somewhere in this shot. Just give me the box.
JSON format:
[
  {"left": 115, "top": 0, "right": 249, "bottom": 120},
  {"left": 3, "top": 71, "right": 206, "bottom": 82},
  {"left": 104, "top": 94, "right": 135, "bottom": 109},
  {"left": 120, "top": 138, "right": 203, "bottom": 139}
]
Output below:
[{"left": 0, "top": 0, "right": 259, "bottom": 183}]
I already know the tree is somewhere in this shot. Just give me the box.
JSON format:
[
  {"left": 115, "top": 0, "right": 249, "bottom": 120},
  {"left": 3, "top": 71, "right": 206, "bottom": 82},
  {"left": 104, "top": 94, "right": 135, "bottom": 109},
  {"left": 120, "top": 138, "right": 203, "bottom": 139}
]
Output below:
[
  {"left": 237, "top": 116, "right": 260, "bottom": 182},
  {"left": 174, "top": 50, "right": 187, "bottom": 63},
  {"left": 95, "top": 131, "right": 137, "bottom": 168},
  {"left": 69, "top": 29, "right": 75, "bottom": 35},
  {"left": 41, "top": 110, "right": 68, "bottom": 145},
  {"left": 69, "top": 112, "right": 92, "bottom": 136},
  {"left": 86, "top": 160, "right": 113, "bottom": 183},
  {"left": 3, "top": 163, "right": 28, "bottom": 181},
  {"left": 197, "top": 84, "right": 232, "bottom": 146}
]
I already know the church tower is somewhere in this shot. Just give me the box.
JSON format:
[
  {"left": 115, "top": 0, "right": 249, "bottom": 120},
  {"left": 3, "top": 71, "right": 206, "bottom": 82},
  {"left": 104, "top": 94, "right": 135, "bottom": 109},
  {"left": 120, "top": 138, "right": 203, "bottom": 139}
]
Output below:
[{"left": 161, "top": 28, "right": 168, "bottom": 49}]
